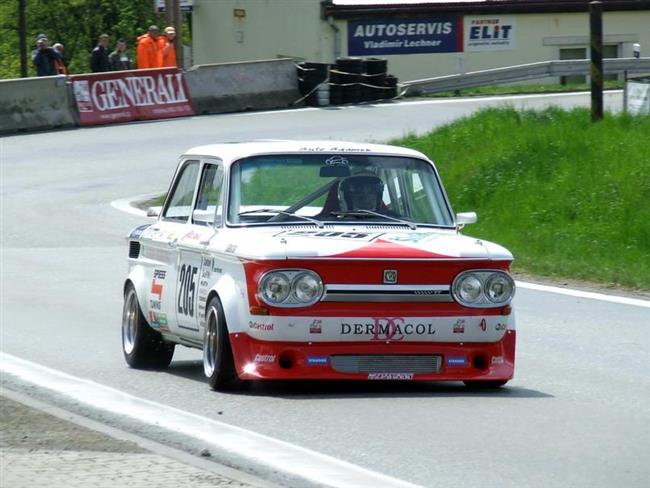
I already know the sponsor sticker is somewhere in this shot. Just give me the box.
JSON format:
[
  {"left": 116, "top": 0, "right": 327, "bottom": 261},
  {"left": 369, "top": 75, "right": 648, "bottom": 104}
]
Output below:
[
  {"left": 368, "top": 372, "right": 413, "bottom": 380},
  {"left": 453, "top": 319, "right": 465, "bottom": 334},
  {"left": 254, "top": 354, "right": 276, "bottom": 363},
  {"left": 491, "top": 356, "right": 505, "bottom": 365},
  {"left": 249, "top": 321, "right": 274, "bottom": 331},
  {"left": 447, "top": 356, "right": 467, "bottom": 367},
  {"left": 495, "top": 322, "right": 507, "bottom": 331},
  {"left": 307, "top": 356, "right": 329, "bottom": 366},
  {"left": 129, "top": 224, "right": 151, "bottom": 239},
  {"left": 309, "top": 319, "right": 322, "bottom": 334},
  {"left": 151, "top": 278, "right": 163, "bottom": 299},
  {"left": 479, "top": 318, "right": 487, "bottom": 332},
  {"left": 340, "top": 317, "right": 436, "bottom": 341}
]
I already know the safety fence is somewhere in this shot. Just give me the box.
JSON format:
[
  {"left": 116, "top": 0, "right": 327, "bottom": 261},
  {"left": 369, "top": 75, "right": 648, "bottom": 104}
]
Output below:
[
  {"left": 401, "top": 57, "right": 650, "bottom": 96},
  {"left": 0, "top": 58, "right": 300, "bottom": 134}
]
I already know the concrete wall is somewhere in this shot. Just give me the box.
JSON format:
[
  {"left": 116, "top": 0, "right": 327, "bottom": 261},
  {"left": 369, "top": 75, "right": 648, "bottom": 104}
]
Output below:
[
  {"left": 185, "top": 58, "right": 301, "bottom": 114},
  {"left": 191, "top": 2, "right": 650, "bottom": 82},
  {"left": 0, "top": 76, "right": 76, "bottom": 134}
]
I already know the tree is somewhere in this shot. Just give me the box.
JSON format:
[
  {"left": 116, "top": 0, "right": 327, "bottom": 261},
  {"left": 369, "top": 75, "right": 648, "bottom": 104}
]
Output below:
[{"left": 0, "top": 0, "right": 170, "bottom": 78}]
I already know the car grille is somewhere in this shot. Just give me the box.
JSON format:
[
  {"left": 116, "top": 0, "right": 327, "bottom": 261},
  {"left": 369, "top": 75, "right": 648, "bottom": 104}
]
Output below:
[
  {"left": 129, "top": 241, "right": 141, "bottom": 258},
  {"left": 330, "top": 355, "right": 442, "bottom": 374}
]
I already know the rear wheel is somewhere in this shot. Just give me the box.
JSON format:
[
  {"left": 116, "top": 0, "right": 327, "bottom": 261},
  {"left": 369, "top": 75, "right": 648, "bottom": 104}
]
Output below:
[
  {"left": 463, "top": 380, "right": 508, "bottom": 389},
  {"left": 203, "top": 296, "right": 242, "bottom": 390},
  {"left": 122, "top": 283, "right": 175, "bottom": 369}
]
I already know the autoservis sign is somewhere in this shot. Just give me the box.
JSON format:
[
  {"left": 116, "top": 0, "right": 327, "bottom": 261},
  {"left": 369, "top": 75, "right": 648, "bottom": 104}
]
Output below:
[
  {"left": 347, "top": 16, "right": 463, "bottom": 55},
  {"left": 70, "top": 68, "right": 194, "bottom": 126}
]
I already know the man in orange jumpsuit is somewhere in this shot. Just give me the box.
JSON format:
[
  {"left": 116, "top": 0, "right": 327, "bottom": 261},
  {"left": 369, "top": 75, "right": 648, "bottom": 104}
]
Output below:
[
  {"left": 136, "top": 25, "right": 160, "bottom": 69},
  {"left": 158, "top": 26, "right": 177, "bottom": 68}
]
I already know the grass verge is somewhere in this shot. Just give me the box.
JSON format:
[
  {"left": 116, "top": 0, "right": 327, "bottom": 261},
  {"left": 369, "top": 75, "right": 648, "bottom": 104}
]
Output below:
[{"left": 394, "top": 107, "right": 650, "bottom": 290}]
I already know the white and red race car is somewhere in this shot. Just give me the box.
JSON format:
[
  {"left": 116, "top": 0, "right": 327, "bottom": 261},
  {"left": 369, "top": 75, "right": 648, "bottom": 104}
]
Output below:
[{"left": 122, "top": 141, "right": 516, "bottom": 390}]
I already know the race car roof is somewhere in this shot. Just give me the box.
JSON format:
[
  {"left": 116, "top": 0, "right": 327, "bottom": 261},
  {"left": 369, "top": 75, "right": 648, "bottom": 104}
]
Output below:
[{"left": 183, "top": 140, "right": 429, "bottom": 164}]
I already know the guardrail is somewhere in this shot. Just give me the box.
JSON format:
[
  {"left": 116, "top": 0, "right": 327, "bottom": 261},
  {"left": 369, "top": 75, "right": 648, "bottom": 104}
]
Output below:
[{"left": 401, "top": 57, "right": 650, "bottom": 96}]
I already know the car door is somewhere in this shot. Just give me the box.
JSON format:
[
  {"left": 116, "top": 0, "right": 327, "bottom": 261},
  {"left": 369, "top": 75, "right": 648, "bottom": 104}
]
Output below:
[
  {"left": 149, "top": 158, "right": 201, "bottom": 339},
  {"left": 174, "top": 159, "right": 225, "bottom": 342}
]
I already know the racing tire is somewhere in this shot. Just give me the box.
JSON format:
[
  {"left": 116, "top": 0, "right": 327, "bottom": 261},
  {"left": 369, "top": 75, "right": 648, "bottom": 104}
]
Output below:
[
  {"left": 122, "top": 283, "right": 175, "bottom": 369},
  {"left": 463, "top": 380, "right": 508, "bottom": 389},
  {"left": 203, "top": 296, "right": 243, "bottom": 391}
]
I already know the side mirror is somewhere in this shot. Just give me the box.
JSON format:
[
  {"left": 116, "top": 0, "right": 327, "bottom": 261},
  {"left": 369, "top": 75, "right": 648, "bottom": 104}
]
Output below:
[
  {"left": 192, "top": 209, "right": 214, "bottom": 225},
  {"left": 456, "top": 212, "right": 477, "bottom": 227},
  {"left": 146, "top": 206, "right": 162, "bottom": 218}
]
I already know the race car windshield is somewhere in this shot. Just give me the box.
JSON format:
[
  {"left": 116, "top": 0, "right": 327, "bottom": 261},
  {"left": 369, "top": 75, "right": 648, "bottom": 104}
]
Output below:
[{"left": 227, "top": 154, "right": 454, "bottom": 227}]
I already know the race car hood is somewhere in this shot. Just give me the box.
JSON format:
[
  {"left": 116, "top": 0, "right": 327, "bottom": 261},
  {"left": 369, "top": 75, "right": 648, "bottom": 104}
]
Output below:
[{"left": 224, "top": 227, "right": 513, "bottom": 261}]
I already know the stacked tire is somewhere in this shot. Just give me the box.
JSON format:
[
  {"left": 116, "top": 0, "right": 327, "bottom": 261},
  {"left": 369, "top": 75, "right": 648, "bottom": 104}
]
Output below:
[{"left": 296, "top": 62, "right": 329, "bottom": 107}]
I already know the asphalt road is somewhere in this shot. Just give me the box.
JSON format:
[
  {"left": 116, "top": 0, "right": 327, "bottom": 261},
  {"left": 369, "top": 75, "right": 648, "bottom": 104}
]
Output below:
[{"left": 2, "top": 92, "right": 649, "bottom": 488}]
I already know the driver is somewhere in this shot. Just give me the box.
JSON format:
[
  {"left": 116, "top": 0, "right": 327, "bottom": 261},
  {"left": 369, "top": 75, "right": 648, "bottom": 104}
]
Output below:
[{"left": 338, "top": 174, "right": 385, "bottom": 212}]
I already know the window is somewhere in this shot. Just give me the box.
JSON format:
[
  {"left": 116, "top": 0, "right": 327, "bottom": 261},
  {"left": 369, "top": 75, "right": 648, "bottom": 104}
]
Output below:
[
  {"left": 163, "top": 160, "right": 199, "bottom": 222},
  {"left": 227, "top": 154, "right": 454, "bottom": 227},
  {"left": 194, "top": 163, "right": 224, "bottom": 226}
]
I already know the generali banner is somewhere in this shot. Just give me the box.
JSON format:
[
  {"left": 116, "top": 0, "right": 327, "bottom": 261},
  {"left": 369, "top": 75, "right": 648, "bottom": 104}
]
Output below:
[{"left": 70, "top": 68, "right": 194, "bottom": 126}]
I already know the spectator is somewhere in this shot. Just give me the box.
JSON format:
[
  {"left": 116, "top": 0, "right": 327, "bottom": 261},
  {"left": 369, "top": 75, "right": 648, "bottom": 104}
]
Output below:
[
  {"left": 32, "top": 35, "right": 61, "bottom": 77},
  {"left": 90, "top": 33, "right": 111, "bottom": 72},
  {"left": 109, "top": 39, "right": 133, "bottom": 71},
  {"left": 158, "top": 26, "right": 177, "bottom": 68},
  {"left": 52, "top": 43, "right": 69, "bottom": 75},
  {"left": 136, "top": 25, "right": 160, "bottom": 69}
]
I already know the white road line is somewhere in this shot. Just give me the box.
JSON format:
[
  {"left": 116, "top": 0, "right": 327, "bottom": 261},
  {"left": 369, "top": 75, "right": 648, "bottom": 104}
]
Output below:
[
  {"left": 516, "top": 281, "right": 650, "bottom": 308},
  {"left": 0, "top": 353, "right": 421, "bottom": 488}
]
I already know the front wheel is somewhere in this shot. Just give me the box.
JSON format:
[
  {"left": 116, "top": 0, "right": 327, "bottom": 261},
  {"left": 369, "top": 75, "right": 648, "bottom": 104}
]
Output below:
[
  {"left": 203, "top": 296, "right": 242, "bottom": 391},
  {"left": 122, "top": 283, "right": 175, "bottom": 369},
  {"left": 463, "top": 380, "right": 508, "bottom": 389}
]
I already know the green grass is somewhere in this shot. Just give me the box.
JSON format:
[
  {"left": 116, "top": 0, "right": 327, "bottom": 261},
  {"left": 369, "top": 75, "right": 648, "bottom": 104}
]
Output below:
[
  {"left": 394, "top": 107, "right": 650, "bottom": 289},
  {"left": 424, "top": 80, "right": 624, "bottom": 98}
]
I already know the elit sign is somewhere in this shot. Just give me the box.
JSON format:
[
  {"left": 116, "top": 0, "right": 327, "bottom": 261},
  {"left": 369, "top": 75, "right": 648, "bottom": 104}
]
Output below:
[
  {"left": 348, "top": 17, "right": 463, "bottom": 55},
  {"left": 464, "top": 16, "right": 516, "bottom": 51}
]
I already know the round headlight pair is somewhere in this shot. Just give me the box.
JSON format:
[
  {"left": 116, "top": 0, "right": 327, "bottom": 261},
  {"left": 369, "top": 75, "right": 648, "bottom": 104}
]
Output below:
[
  {"left": 452, "top": 270, "right": 515, "bottom": 307},
  {"left": 259, "top": 270, "right": 324, "bottom": 307}
]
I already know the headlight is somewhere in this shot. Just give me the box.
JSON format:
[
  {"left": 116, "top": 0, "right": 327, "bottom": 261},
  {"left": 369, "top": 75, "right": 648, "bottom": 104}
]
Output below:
[
  {"left": 258, "top": 269, "right": 324, "bottom": 307},
  {"left": 259, "top": 272, "right": 290, "bottom": 304},
  {"left": 452, "top": 270, "right": 515, "bottom": 308},
  {"left": 486, "top": 273, "right": 515, "bottom": 303},
  {"left": 456, "top": 275, "right": 482, "bottom": 303},
  {"left": 293, "top": 272, "right": 323, "bottom": 303}
]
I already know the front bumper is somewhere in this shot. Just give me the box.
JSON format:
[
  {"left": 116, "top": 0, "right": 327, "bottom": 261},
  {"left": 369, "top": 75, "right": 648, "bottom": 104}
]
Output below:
[{"left": 229, "top": 330, "right": 516, "bottom": 381}]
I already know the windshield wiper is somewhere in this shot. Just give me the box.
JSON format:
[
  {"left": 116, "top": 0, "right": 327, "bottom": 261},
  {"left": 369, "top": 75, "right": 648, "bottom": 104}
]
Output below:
[
  {"left": 238, "top": 208, "right": 324, "bottom": 229},
  {"left": 330, "top": 210, "right": 417, "bottom": 230}
]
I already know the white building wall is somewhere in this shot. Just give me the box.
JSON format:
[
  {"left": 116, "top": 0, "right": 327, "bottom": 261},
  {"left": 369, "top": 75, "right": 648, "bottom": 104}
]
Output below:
[
  {"left": 192, "top": 1, "right": 650, "bottom": 82},
  {"left": 192, "top": 0, "right": 329, "bottom": 64}
]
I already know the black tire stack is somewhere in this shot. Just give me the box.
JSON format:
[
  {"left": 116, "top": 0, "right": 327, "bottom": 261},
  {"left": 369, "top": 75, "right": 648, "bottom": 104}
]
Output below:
[
  {"left": 296, "top": 62, "right": 329, "bottom": 107},
  {"left": 298, "top": 57, "right": 398, "bottom": 106}
]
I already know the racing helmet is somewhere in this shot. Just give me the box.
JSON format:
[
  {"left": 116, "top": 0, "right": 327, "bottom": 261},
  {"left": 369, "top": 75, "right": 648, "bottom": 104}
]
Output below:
[{"left": 338, "top": 174, "right": 384, "bottom": 211}]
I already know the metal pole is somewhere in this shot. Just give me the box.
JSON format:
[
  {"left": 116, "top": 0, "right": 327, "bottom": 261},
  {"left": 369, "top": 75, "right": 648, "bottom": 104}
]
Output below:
[
  {"left": 19, "top": 0, "right": 27, "bottom": 78},
  {"left": 590, "top": 1, "right": 603, "bottom": 122},
  {"left": 174, "top": 0, "right": 182, "bottom": 68}
]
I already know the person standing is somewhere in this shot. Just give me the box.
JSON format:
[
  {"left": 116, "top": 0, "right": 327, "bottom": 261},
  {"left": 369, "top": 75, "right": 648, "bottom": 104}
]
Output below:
[
  {"left": 90, "top": 33, "right": 111, "bottom": 72},
  {"left": 136, "top": 25, "right": 160, "bottom": 69},
  {"left": 109, "top": 39, "right": 133, "bottom": 71},
  {"left": 158, "top": 26, "right": 177, "bottom": 68},
  {"left": 32, "top": 35, "right": 61, "bottom": 76},
  {"left": 52, "top": 43, "right": 68, "bottom": 75}
]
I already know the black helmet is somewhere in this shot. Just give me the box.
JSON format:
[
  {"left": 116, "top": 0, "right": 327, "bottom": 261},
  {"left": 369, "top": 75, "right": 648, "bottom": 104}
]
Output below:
[{"left": 338, "top": 174, "right": 384, "bottom": 211}]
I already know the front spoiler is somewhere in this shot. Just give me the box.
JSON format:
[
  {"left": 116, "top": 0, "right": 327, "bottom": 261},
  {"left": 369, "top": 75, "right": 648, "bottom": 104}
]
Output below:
[{"left": 229, "top": 330, "right": 516, "bottom": 381}]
